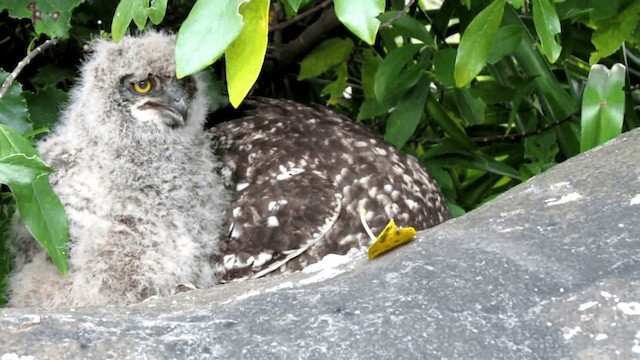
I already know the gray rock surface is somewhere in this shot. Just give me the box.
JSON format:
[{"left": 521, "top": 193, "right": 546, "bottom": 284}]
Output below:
[{"left": 2, "top": 129, "right": 640, "bottom": 359}]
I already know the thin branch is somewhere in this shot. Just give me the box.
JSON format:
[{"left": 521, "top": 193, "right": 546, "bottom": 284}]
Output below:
[
  {"left": 379, "top": 0, "right": 416, "bottom": 28},
  {"left": 470, "top": 116, "right": 578, "bottom": 145},
  {"left": 272, "top": 8, "right": 342, "bottom": 68},
  {"left": 0, "top": 38, "right": 58, "bottom": 100},
  {"left": 270, "top": 0, "right": 334, "bottom": 32},
  {"left": 420, "top": 115, "right": 579, "bottom": 146}
]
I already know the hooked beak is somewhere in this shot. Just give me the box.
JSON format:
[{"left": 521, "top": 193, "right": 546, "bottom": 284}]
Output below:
[
  {"left": 157, "top": 98, "right": 188, "bottom": 127},
  {"left": 139, "top": 85, "right": 189, "bottom": 127}
]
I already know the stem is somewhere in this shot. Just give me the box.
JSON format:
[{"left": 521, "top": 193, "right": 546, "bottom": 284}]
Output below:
[{"left": 0, "top": 39, "right": 58, "bottom": 100}]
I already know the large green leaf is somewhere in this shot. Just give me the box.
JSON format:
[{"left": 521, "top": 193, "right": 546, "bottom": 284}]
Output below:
[
  {"left": 454, "top": 0, "right": 505, "bottom": 87},
  {"left": 176, "top": 0, "right": 248, "bottom": 78},
  {"left": 0, "top": 0, "right": 82, "bottom": 39},
  {"left": 433, "top": 48, "right": 457, "bottom": 87},
  {"left": 11, "top": 177, "right": 69, "bottom": 275},
  {"left": 0, "top": 154, "right": 52, "bottom": 185},
  {"left": 0, "top": 71, "right": 32, "bottom": 134},
  {"left": 297, "top": 38, "right": 354, "bottom": 80},
  {"left": 580, "top": 64, "right": 626, "bottom": 152},
  {"left": 487, "top": 24, "right": 526, "bottom": 64},
  {"left": 334, "top": 0, "right": 385, "bottom": 45},
  {"left": 532, "top": 0, "right": 561, "bottom": 63},
  {"left": 373, "top": 44, "right": 422, "bottom": 105},
  {"left": 226, "top": 0, "right": 269, "bottom": 107},
  {"left": 0, "top": 125, "right": 68, "bottom": 275},
  {"left": 384, "top": 78, "right": 429, "bottom": 148},
  {"left": 590, "top": 0, "right": 640, "bottom": 64}
]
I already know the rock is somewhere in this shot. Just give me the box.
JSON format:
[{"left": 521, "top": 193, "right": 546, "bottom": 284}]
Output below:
[{"left": 2, "top": 129, "right": 640, "bottom": 359}]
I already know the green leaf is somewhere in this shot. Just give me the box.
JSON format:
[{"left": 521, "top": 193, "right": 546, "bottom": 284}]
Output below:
[
  {"left": 580, "top": 63, "right": 626, "bottom": 152},
  {"left": 360, "top": 48, "right": 381, "bottom": 100},
  {"left": 1, "top": 0, "right": 82, "bottom": 39},
  {"left": 532, "top": 0, "right": 561, "bottom": 63},
  {"left": 589, "top": 0, "right": 640, "bottom": 64},
  {"left": 31, "top": 64, "right": 75, "bottom": 90},
  {"left": 433, "top": 48, "right": 457, "bottom": 87},
  {"left": 0, "top": 154, "right": 53, "bottom": 185},
  {"left": 112, "top": 0, "right": 137, "bottom": 42},
  {"left": 24, "top": 86, "right": 69, "bottom": 130},
  {"left": 357, "top": 98, "right": 388, "bottom": 121},
  {"left": 509, "top": 0, "right": 525, "bottom": 7},
  {"left": 226, "top": 0, "right": 269, "bottom": 107},
  {"left": 322, "top": 62, "right": 349, "bottom": 103},
  {"left": 425, "top": 93, "right": 476, "bottom": 150},
  {"left": 469, "top": 81, "right": 514, "bottom": 104},
  {"left": 454, "top": 88, "right": 485, "bottom": 124},
  {"left": 524, "top": 131, "right": 558, "bottom": 164},
  {"left": 11, "top": 177, "right": 69, "bottom": 275},
  {"left": 373, "top": 44, "right": 422, "bottom": 105},
  {"left": 467, "top": 152, "right": 521, "bottom": 179},
  {"left": 148, "top": 0, "right": 167, "bottom": 24},
  {"left": 297, "top": 38, "right": 354, "bottom": 80},
  {"left": 334, "top": 0, "right": 385, "bottom": 45},
  {"left": 0, "top": 125, "right": 38, "bottom": 158},
  {"left": 176, "top": 0, "right": 248, "bottom": 78},
  {"left": 487, "top": 25, "right": 526, "bottom": 64},
  {"left": 285, "top": 0, "right": 305, "bottom": 13},
  {"left": 112, "top": 0, "right": 168, "bottom": 41},
  {"left": 0, "top": 0, "right": 32, "bottom": 18},
  {"left": 384, "top": 78, "right": 429, "bottom": 148},
  {"left": 132, "top": 0, "right": 150, "bottom": 30},
  {"left": 0, "top": 125, "right": 68, "bottom": 275},
  {"left": 379, "top": 11, "right": 433, "bottom": 44},
  {"left": 454, "top": 0, "right": 505, "bottom": 87},
  {"left": 0, "top": 70, "right": 32, "bottom": 134}
]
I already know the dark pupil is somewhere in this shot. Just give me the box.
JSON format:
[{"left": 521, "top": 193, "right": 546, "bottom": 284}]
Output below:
[{"left": 138, "top": 81, "right": 148, "bottom": 89}]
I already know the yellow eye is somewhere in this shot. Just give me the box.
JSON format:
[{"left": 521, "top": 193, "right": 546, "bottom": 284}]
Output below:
[{"left": 133, "top": 79, "right": 153, "bottom": 94}]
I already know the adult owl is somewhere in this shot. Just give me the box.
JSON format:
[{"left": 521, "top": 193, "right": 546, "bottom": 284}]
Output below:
[{"left": 7, "top": 31, "right": 449, "bottom": 308}]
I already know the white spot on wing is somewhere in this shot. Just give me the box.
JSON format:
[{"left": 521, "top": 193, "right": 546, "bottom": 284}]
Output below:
[
  {"left": 276, "top": 167, "right": 305, "bottom": 180},
  {"left": 252, "top": 193, "right": 343, "bottom": 279},
  {"left": 630, "top": 194, "right": 640, "bottom": 206},
  {"left": 236, "top": 182, "right": 249, "bottom": 191},
  {"left": 231, "top": 224, "right": 242, "bottom": 239},
  {"left": 223, "top": 254, "right": 236, "bottom": 269},
  {"left": 252, "top": 252, "right": 272, "bottom": 268},
  {"left": 266, "top": 216, "right": 279, "bottom": 228}
]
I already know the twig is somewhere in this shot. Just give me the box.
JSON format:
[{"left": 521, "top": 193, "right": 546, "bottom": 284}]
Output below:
[
  {"left": 0, "top": 38, "right": 58, "bottom": 100},
  {"left": 270, "top": 0, "right": 334, "bottom": 32},
  {"left": 379, "top": 0, "right": 416, "bottom": 28},
  {"left": 272, "top": 8, "right": 342, "bottom": 68}
]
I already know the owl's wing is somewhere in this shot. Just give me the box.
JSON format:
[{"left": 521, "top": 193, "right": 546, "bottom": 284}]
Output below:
[
  {"left": 210, "top": 97, "right": 451, "bottom": 282},
  {"left": 218, "top": 170, "right": 343, "bottom": 281},
  {"left": 212, "top": 105, "right": 348, "bottom": 280}
]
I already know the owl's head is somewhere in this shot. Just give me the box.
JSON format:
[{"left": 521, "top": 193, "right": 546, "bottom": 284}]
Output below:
[{"left": 72, "top": 31, "right": 209, "bottom": 139}]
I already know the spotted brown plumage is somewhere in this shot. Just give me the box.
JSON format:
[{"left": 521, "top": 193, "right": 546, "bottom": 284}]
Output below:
[{"left": 211, "top": 98, "right": 451, "bottom": 282}]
